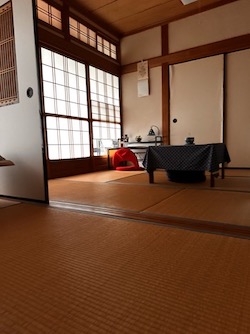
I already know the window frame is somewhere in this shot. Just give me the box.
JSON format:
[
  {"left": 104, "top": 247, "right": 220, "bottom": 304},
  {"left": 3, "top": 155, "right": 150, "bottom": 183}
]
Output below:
[
  {"left": 40, "top": 47, "right": 121, "bottom": 161},
  {"left": 36, "top": 0, "right": 121, "bottom": 176}
]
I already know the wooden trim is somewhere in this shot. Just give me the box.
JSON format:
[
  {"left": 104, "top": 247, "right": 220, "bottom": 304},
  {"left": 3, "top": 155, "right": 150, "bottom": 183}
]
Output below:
[
  {"left": 222, "top": 54, "right": 226, "bottom": 144},
  {"left": 61, "top": 0, "right": 70, "bottom": 41},
  {"left": 47, "top": 158, "right": 91, "bottom": 179},
  {"left": 161, "top": 25, "right": 169, "bottom": 144},
  {"left": 85, "top": 65, "right": 94, "bottom": 158},
  {"left": 162, "top": 64, "right": 170, "bottom": 144},
  {"left": 47, "top": 156, "right": 108, "bottom": 179},
  {"left": 161, "top": 24, "right": 168, "bottom": 55},
  {"left": 122, "top": 34, "right": 250, "bottom": 74},
  {"left": 32, "top": 0, "right": 50, "bottom": 203},
  {"left": 223, "top": 53, "right": 229, "bottom": 146},
  {"left": 51, "top": 201, "right": 250, "bottom": 240}
]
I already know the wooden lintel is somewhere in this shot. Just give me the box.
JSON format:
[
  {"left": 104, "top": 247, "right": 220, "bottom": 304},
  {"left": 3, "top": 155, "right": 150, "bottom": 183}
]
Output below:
[{"left": 121, "top": 34, "right": 250, "bottom": 74}]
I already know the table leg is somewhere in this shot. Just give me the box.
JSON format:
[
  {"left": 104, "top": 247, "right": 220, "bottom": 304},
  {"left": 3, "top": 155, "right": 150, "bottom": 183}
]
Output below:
[
  {"left": 221, "top": 163, "right": 225, "bottom": 179},
  {"left": 210, "top": 173, "right": 215, "bottom": 187},
  {"left": 149, "top": 171, "right": 154, "bottom": 184}
]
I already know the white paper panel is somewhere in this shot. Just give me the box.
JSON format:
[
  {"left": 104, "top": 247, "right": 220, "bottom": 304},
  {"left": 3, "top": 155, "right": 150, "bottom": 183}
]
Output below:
[
  {"left": 225, "top": 49, "right": 250, "bottom": 167},
  {"left": 170, "top": 55, "right": 223, "bottom": 145}
]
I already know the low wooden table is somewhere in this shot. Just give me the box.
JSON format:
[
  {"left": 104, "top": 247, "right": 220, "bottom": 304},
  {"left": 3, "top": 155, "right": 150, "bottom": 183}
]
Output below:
[{"left": 143, "top": 143, "right": 231, "bottom": 187}]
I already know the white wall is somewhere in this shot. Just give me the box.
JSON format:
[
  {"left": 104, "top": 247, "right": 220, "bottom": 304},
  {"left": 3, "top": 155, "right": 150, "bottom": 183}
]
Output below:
[
  {"left": 0, "top": 0, "right": 47, "bottom": 201},
  {"left": 169, "top": 0, "right": 250, "bottom": 53},
  {"left": 121, "top": 27, "right": 161, "bottom": 65},
  {"left": 122, "top": 67, "right": 162, "bottom": 142},
  {"left": 121, "top": 28, "right": 162, "bottom": 142}
]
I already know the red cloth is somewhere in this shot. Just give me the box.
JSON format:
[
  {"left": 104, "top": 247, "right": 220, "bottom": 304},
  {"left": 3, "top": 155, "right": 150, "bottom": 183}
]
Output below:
[{"left": 112, "top": 148, "right": 142, "bottom": 171}]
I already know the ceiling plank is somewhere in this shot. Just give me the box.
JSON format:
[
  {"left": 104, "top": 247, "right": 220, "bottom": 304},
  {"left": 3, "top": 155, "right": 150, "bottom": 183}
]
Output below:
[{"left": 69, "top": 0, "right": 240, "bottom": 36}]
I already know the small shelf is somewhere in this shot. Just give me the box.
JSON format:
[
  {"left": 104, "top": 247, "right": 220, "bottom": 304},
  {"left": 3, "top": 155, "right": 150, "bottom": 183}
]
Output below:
[
  {"left": 128, "top": 140, "right": 162, "bottom": 144},
  {"left": 128, "top": 140, "right": 162, "bottom": 149}
]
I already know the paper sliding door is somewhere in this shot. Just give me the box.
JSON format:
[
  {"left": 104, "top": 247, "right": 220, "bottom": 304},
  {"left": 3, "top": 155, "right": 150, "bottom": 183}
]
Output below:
[
  {"left": 0, "top": 0, "right": 48, "bottom": 201},
  {"left": 169, "top": 55, "right": 224, "bottom": 145},
  {"left": 225, "top": 49, "right": 250, "bottom": 168}
]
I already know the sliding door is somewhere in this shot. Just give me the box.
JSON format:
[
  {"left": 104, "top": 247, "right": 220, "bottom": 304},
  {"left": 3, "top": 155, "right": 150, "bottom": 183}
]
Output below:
[
  {"left": 0, "top": 0, "right": 48, "bottom": 201},
  {"left": 169, "top": 55, "right": 223, "bottom": 145},
  {"left": 225, "top": 49, "right": 250, "bottom": 167}
]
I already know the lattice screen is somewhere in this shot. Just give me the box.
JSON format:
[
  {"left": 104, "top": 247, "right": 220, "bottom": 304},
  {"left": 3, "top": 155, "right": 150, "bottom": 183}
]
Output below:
[{"left": 0, "top": 2, "right": 18, "bottom": 107}]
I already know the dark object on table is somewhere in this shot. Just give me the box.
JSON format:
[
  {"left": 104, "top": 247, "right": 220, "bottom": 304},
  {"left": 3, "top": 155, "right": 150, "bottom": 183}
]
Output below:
[
  {"left": 185, "top": 137, "right": 195, "bottom": 145},
  {"left": 167, "top": 170, "right": 206, "bottom": 183},
  {"left": 135, "top": 136, "right": 142, "bottom": 142},
  {"left": 124, "top": 134, "right": 129, "bottom": 142}
]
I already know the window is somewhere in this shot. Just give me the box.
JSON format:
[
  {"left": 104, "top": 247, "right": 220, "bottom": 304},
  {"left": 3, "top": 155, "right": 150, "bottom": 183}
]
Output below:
[
  {"left": 46, "top": 116, "right": 90, "bottom": 160},
  {"left": 0, "top": 2, "right": 18, "bottom": 107},
  {"left": 36, "top": 1, "right": 118, "bottom": 60},
  {"left": 37, "top": 0, "right": 62, "bottom": 30},
  {"left": 69, "top": 16, "right": 117, "bottom": 60},
  {"left": 97, "top": 36, "right": 117, "bottom": 60},
  {"left": 41, "top": 48, "right": 89, "bottom": 160},
  {"left": 92, "top": 121, "right": 121, "bottom": 156},
  {"left": 89, "top": 66, "right": 120, "bottom": 156},
  {"left": 41, "top": 48, "right": 121, "bottom": 160},
  {"left": 69, "top": 17, "right": 96, "bottom": 48}
]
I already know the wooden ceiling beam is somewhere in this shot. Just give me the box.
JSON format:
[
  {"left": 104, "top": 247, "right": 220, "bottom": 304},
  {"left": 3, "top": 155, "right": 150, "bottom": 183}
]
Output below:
[{"left": 121, "top": 33, "right": 250, "bottom": 74}]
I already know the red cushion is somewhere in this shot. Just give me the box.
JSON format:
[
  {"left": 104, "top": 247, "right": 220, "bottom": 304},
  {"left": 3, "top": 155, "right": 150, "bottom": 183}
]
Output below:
[
  {"left": 116, "top": 165, "right": 139, "bottom": 171},
  {"left": 112, "top": 148, "right": 140, "bottom": 169}
]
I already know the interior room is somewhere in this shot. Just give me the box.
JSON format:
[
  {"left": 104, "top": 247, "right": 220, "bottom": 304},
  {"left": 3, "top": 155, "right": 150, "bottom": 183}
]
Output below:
[{"left": 1, "top": 0, "right": 250, "bottom": 333}]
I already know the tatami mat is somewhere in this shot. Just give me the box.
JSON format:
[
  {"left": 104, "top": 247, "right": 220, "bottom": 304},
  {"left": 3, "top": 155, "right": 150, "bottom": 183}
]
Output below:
[
  {"left": 48, "top": 169, "right": 250, "bottom": 230},
  {"left": 225, "top": 169, "right": 250, "bottom": 177},
  {"left": 143, "top": 188, "right": 250, "bottom": 226},
  {"left": 57, "top": 170, "right": 145, "bottom": 183},
  {"left": 113, "top": 170, "right": 250, "bottom": 192},
  {"left": 1, "top": 203, "right": 250, "bottom": 333},
  {"left": 49, "top": 179, "right": 180, "bottom": 211},
  {"left": 0, "top": 199, "right": 20, "bottom": 208}
]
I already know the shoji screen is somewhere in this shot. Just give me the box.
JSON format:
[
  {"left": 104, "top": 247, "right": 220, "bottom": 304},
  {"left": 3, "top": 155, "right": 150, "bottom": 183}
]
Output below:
[
  {"left": 169, "top": 55, "right": 224, "bottom": 145},
  {"left": 225, "top": 49, "right": 250, "bottom": 167}
]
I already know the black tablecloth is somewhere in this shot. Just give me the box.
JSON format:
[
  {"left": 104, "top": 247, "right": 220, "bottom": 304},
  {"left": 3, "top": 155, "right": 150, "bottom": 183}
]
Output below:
[{"left": 143, "top": 143, "right": 231, "bottom": 173}]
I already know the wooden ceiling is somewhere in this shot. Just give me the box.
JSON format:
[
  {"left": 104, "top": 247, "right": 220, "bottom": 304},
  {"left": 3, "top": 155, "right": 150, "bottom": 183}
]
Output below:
[{"left": 69, "top": 0, "right": 239, "bottom": 37}]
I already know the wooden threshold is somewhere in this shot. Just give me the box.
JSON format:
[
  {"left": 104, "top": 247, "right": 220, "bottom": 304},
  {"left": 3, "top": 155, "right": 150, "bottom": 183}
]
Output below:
[{"left": 50, "top": 200, "right": 250, "bottom": 240}]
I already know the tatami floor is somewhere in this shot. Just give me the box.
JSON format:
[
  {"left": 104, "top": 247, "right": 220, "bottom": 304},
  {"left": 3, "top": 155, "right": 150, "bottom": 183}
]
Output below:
[
  {"left": 48, "top": 169, "right": 250, "bottom": 238},
  {"left": 1, "top": 169, "right": 250, "bottom": 333}
]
